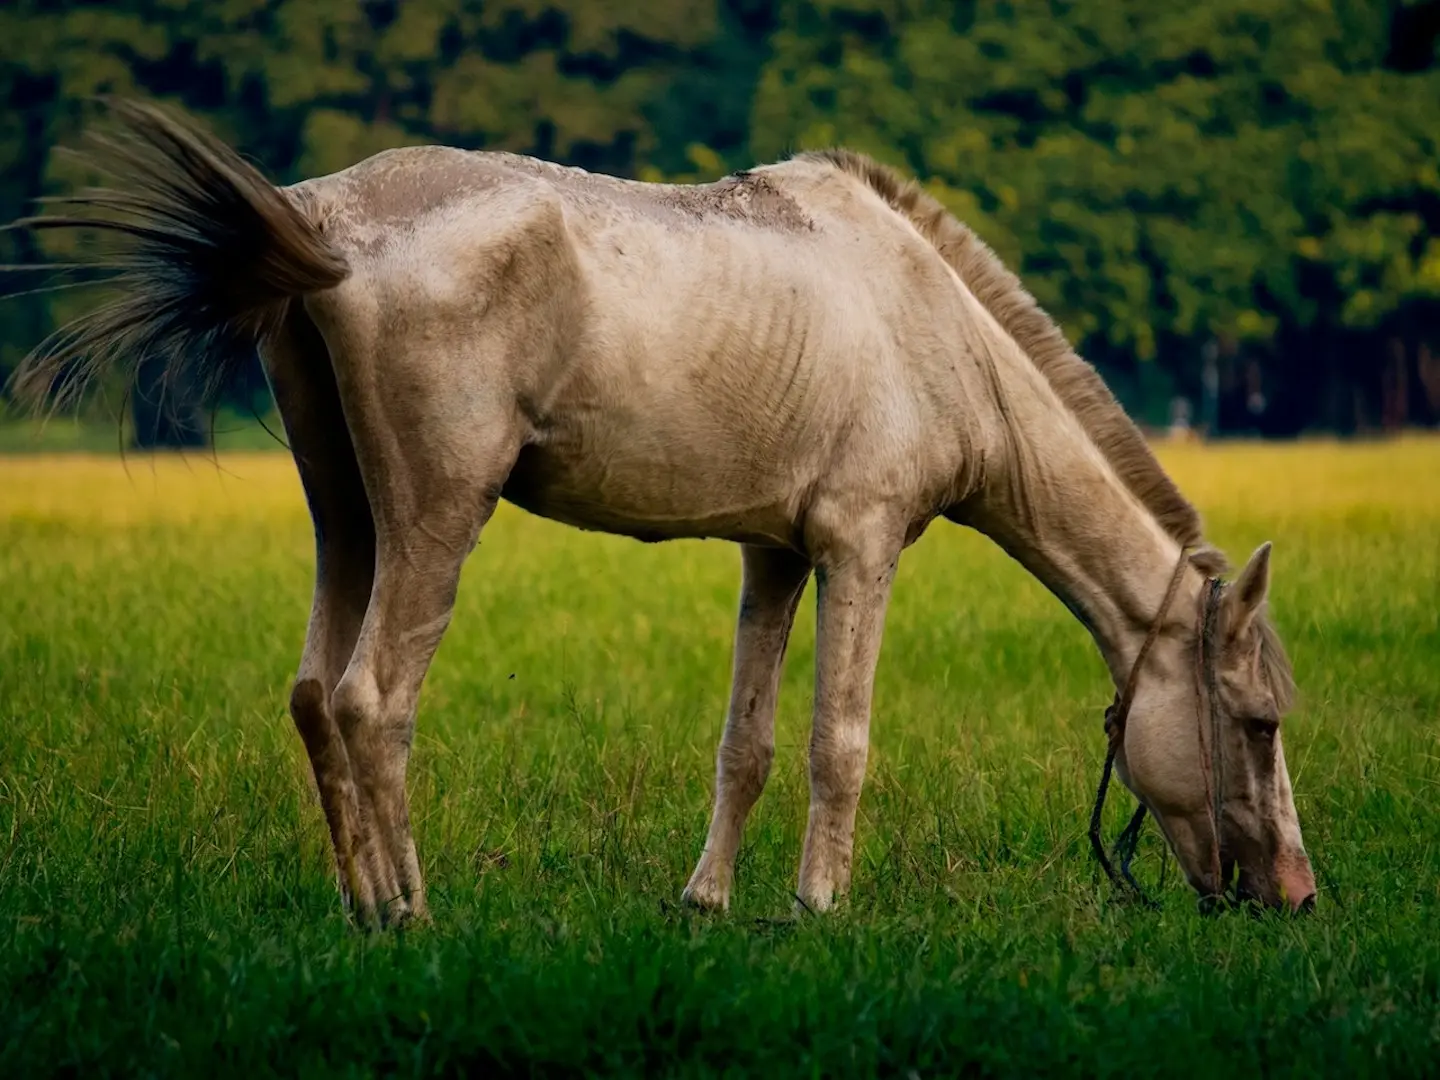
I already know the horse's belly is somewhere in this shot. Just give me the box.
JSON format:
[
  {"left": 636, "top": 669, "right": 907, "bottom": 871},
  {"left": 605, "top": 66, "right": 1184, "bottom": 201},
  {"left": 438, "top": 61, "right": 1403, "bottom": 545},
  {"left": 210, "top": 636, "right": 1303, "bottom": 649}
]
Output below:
[{"left": 501, "top": 423, "right": 808, "bottom": 545}]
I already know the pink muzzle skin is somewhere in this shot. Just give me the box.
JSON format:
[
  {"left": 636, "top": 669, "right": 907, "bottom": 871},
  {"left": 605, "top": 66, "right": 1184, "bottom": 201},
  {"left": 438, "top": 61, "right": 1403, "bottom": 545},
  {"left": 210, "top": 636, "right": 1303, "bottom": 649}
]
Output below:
[{"left": 1276, "top": 854, "right": 1318, "bottom": 912}]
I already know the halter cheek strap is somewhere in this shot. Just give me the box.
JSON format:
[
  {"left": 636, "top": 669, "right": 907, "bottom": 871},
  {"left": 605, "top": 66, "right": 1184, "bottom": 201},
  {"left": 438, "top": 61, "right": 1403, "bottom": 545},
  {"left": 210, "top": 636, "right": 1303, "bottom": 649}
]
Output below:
[
  {"left": 1196, "top": 576, "right": 1226, "bottom": 895},
  {"left": 1087, "top": 553, "right": 1227, "bottom": 907}
]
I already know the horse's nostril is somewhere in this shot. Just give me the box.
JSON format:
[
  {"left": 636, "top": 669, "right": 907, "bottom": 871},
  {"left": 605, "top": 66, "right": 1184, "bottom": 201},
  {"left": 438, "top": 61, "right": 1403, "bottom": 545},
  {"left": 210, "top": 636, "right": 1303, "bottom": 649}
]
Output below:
[{"left": 1294, "top": 892, "right": 1317, "bottom": 915}]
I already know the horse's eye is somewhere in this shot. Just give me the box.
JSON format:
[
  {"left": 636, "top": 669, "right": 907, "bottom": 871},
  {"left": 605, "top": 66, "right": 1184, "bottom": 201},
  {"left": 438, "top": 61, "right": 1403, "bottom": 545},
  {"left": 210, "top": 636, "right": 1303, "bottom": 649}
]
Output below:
[{"left": 1245, "top": 714, "right": 1280, "bottom": 740}]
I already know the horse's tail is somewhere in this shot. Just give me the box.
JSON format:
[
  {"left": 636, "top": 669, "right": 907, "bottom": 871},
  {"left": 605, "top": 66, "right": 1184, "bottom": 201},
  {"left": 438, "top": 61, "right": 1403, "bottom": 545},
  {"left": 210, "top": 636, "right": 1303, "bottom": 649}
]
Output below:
[{"left": 5, "top": 98, "right": 350, "bottom": 414}]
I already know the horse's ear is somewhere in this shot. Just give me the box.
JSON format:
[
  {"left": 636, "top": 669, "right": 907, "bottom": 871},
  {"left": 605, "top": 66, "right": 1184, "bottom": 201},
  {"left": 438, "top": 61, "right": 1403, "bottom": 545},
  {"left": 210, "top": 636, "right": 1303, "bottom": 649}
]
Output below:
[{"left": 1224, "top": 541, "right": 1272, "bottom": 639}]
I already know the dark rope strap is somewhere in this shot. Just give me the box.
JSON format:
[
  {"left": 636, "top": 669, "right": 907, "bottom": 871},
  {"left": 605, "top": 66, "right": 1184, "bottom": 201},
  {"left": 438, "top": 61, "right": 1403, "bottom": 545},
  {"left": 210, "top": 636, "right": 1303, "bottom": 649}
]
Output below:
[
  {"left": 1114, "top": 802, "right": 1150, "bottom": 893},
  {"left": 1087, "top": 747, "right": 1157, "bottom": 906},
  {"left": 1087, "top": 739, "right": 1123, "bottom": 888}
]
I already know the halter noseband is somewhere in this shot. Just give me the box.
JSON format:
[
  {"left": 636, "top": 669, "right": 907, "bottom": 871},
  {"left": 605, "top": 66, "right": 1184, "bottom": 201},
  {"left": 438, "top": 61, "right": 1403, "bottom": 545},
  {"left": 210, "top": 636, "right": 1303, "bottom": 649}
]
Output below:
[{"left": 1087, "top": 553, "right": 1227, "bottom": 907}]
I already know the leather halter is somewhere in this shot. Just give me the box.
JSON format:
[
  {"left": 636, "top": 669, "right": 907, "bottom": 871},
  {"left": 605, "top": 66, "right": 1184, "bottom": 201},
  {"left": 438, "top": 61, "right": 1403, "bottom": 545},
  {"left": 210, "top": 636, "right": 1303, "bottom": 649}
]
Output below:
[{"left": 1088, "top": 553, "right": 1227, "bottom": 907}]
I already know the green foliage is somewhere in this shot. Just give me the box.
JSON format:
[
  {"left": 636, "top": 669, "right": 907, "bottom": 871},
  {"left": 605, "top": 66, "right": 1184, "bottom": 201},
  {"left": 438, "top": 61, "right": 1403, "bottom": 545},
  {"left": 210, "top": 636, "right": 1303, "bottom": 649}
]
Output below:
[
  {"left": 1, "top": 0, "right": 1437, "bottom": 429},
  {"left": 752, "top": 0, "right": 1440, "bottom": 356}
]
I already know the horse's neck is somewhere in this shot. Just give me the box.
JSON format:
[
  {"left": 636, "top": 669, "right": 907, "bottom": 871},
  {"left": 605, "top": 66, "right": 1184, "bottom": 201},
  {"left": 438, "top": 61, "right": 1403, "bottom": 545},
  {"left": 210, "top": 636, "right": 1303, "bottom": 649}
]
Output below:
[{"left": 967, "top": 410, "right": 1196, "bottom": 689}]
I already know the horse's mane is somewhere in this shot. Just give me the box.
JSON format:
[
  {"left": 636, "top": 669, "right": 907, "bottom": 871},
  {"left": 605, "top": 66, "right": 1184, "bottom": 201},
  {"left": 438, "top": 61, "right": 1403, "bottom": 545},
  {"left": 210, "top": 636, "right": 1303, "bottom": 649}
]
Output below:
[
  {"left": 1256, "top": 613, "right": 1296, "bottom": 713},
  {"left": 800, "top": 148, "right": 1228, "bottom": 577}
]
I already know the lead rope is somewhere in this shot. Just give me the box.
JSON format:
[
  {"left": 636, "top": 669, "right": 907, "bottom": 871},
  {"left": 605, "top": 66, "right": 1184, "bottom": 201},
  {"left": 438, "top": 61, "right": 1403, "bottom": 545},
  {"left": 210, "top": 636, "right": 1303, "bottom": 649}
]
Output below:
[{"left": 1087, "top": 552, "right": 1191, "bottom": 906}]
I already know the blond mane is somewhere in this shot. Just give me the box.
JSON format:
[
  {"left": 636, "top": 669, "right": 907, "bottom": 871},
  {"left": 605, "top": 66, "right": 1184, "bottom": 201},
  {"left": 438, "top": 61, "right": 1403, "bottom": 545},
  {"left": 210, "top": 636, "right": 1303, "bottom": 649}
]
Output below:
[{"left": 801, "top": 148, "right": 1229, "bottom": 576}]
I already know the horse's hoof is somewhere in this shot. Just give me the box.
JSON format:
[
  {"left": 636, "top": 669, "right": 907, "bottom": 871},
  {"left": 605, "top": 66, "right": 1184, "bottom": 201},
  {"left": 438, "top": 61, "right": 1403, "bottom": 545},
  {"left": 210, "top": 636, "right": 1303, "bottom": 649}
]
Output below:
[{"left": 680, "top": 880, "right": 730, "bottom": 913}]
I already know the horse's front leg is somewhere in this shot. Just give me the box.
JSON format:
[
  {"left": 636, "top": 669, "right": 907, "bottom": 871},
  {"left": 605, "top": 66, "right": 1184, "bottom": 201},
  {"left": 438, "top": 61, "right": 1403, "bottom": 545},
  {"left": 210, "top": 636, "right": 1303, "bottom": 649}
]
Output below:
[
  {"left": 682, "top": 545, "right": 811, "bottom": 911},
  {"left": 796, "top": 518, "right": 902, "bottom": 912}
]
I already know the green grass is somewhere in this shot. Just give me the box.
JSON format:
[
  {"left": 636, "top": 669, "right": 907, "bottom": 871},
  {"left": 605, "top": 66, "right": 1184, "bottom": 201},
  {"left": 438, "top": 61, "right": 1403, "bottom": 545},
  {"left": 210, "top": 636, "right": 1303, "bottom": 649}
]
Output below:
[{"left": 2, "top": 440, "right": 1438, "bottom": 1077}]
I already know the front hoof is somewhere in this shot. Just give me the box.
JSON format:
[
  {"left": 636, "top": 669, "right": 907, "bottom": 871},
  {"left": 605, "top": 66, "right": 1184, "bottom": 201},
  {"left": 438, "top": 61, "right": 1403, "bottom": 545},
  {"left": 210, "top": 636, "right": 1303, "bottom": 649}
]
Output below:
[
  {"left": 377, "top": 892, "right": 418, "bottom": 930},
  {"left": 336, "top": 880, "right": 381, "bottom": 932},
  {"left": 385, "top": 903, "right": 431, "bottom": 931},
  {"left": 681, "top": 876, "right": 731, "bottom": 913},
  {"left": 400, "top": 897, "right": 434, "bottom": 928},
  {"left": 345, "top": 900, "right": 384, "bottom": 933},
  {"left": 794, "top": 885, "right": 838, "bottom": 915}
]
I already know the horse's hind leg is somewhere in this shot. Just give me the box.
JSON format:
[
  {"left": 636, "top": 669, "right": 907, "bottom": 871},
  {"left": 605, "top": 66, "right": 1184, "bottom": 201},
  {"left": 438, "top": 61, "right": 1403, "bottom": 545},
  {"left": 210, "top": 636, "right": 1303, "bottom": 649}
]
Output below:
[
  {"left": 263, "top": 308, "right": 376, "bottom": 917},
  {"left": 683, "top": 545, "right": 810, "bottom": 911},
  {"left": 322, "top": 334, "right": 522, "bottom": 927}
]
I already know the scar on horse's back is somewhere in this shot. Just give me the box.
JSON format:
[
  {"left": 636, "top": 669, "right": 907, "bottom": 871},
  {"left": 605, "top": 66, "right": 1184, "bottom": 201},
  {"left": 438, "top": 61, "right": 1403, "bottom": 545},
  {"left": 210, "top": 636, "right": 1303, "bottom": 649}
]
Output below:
[{"left": 291, "top": 144, "right": 816, "bottom": 244}]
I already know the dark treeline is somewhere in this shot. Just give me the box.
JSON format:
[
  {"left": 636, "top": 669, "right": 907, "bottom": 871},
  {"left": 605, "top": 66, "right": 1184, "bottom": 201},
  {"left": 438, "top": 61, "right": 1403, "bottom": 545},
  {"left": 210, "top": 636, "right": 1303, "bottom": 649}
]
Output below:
[{"left": 2, "top": 0, "right": 1438, "bottom": 444}]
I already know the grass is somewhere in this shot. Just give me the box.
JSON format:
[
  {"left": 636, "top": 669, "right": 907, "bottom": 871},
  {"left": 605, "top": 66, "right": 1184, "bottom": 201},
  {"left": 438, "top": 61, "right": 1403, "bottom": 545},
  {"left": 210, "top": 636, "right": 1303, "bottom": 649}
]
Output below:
[{"left": 1, "top": 437, "right": 1438, "bottom": 1076}]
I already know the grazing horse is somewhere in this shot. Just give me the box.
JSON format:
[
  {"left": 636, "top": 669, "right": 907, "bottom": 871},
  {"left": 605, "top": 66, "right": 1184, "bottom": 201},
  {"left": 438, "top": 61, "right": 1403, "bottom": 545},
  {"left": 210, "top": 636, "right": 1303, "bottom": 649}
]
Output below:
[{"left": 10, "top": 101, "right": 1315, "bottom": 926}]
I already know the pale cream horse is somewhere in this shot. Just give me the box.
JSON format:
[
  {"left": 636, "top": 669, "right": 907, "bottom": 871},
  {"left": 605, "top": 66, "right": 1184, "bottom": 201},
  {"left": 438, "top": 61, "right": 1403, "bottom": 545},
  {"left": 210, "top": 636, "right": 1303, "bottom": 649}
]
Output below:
[{"left": 11, "top": 102, "right": 1315, "bottom": 925}]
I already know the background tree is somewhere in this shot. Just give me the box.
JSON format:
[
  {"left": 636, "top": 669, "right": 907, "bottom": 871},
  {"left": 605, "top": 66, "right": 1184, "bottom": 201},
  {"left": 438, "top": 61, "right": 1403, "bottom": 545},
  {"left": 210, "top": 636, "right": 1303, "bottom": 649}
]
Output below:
[
  {"left": 749, "top": 0, "right": 1440, "bottom": 428},
  {"left": 2, "top": 0, "right": 1437, "bottom": 443}
]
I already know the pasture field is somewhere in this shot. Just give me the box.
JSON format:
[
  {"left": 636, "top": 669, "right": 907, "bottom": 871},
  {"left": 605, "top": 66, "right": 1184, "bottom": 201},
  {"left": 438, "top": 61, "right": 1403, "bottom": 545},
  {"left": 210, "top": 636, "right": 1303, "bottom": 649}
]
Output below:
[{"left": 1, "top": 438, "right": 1438, "bottom": 1076}]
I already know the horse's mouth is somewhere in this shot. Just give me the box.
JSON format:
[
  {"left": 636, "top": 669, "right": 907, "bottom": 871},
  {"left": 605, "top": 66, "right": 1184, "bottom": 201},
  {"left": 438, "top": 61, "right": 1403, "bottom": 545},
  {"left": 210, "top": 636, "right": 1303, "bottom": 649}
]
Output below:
[
  {"left": 1196, "top": 857, "right": 1239, "bottom": 915},
  {"left": 1198, "top": 860, "right": 1314, "bottom": 916}
]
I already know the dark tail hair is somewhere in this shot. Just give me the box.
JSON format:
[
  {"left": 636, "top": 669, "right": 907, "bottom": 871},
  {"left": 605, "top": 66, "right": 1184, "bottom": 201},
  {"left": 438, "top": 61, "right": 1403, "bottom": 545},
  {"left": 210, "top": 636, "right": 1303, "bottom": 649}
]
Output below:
[{"left": 4, "top": 98, "right": 349, "bottom": 414}]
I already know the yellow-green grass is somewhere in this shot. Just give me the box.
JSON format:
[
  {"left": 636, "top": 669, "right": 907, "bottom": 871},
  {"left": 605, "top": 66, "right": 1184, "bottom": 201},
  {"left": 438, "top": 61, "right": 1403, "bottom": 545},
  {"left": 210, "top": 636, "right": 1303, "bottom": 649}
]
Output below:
[{"left": 2, "top": 439, "right": 1438, "bottom": 1076}]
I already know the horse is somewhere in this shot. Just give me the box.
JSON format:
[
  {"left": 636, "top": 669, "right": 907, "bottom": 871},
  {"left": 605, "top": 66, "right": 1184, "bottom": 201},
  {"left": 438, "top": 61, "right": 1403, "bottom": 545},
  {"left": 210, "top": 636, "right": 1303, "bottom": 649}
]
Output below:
[{"left": 8, "top": 101, "right": 1315, "bottom": 926}]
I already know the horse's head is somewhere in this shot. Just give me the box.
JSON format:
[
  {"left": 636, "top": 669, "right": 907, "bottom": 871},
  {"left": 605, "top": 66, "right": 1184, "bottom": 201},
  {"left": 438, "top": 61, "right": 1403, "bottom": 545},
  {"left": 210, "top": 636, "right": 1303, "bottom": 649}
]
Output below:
[{"left": 1115, "top": 543, "right": 1316, "bottom": 912}]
